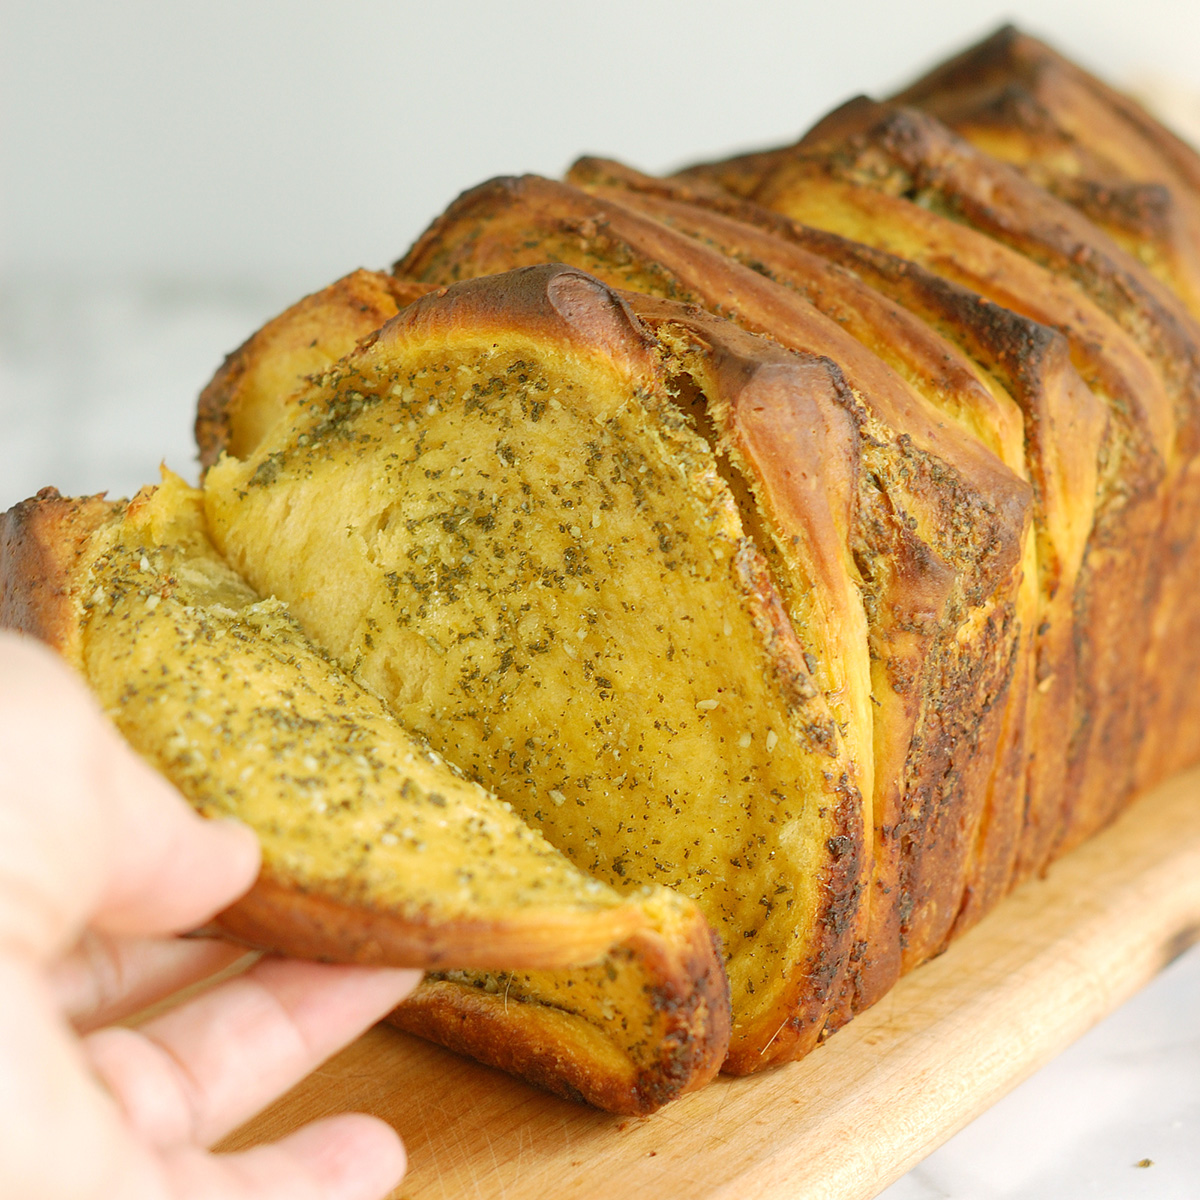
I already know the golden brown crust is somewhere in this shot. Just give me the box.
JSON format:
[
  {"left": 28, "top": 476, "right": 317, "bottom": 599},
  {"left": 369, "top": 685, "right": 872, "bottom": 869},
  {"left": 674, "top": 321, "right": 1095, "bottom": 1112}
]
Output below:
[
  {"left": 891, "top": 26, "right": 1200, "bottom": 795},
  {"left": 381, "top": 261, "right": 664, "bottom": 386},
  {"left": 674, "top": 146, "right": 794, "bottom": 201},
  {"left": 626, "top": 294, "right": 863, "bottom": 685},
  {"left": 0, "top": 489, "right": 120, "bottom": 665},
  {"left": 892, "top": 27, "right": 1200, "bottom": 396},
  {"left": 390, "top": 914, "right": 730, "bottom": 1114},
  {"left": 211, "top": 875, "right": 657, "bottom": 971},
  {"left": 195, "top": 270, "right": 434, "bottom": 469}
]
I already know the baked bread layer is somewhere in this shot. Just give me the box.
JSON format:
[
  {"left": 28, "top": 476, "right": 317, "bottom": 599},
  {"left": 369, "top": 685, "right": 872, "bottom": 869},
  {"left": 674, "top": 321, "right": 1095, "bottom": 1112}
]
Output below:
[
  {"left": 203, "top": 264, "right": 868, "bottom": 1070},
  {"left": 397, "top": 177, "right": 1032, "bottom": 1007},
  {"left": 0, "top": 473, "right": 732, "bottom": 1112}
]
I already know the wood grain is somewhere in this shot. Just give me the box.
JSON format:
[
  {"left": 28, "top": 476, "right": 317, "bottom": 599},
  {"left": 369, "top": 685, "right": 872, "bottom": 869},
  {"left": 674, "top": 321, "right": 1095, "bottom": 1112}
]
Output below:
[{"left": 218, "top": 766, "right": 1200, "bottom": 1199}]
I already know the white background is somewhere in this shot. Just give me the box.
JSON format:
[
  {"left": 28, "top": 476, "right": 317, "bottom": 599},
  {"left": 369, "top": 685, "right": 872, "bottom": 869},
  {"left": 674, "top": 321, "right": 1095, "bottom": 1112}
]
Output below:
[
  {"left": 3, "top": 3, "right": 1200, "bottom": 1197},
  {"left": 6, "top": 0, "right": 1200, "bottom": 506},
  {"left": 6, "top": 0, "right": 1200, "bottom": 289}
]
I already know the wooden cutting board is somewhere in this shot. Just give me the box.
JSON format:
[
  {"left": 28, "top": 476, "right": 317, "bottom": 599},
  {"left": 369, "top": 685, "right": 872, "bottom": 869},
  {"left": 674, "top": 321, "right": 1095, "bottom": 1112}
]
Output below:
[{"left": 218, "top": 766, "right": 1200, "bottom": 1199}]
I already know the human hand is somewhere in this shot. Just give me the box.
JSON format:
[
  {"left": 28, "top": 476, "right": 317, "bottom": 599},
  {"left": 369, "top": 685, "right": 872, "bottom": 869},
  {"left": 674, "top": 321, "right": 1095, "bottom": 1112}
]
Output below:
[{"left": 0, "top": 632, "right": 422, "bottom": 1200}]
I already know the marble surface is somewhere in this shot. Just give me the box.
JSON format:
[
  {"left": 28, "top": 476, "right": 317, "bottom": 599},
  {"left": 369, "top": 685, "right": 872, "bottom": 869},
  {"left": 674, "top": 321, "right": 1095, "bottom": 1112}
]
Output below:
[
  {"left": 2, "top": 280, "right": 1197, "bottom": 1198},
  {"left": 879, "top": 944, "right": 1200, "bottom": 1199}
]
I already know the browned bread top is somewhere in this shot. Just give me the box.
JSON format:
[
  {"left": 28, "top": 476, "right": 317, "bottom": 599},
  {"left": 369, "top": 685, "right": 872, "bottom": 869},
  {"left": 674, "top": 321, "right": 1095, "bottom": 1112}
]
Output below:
[{"left": 196, "top": 269, "right": 435, "bottom": 469}]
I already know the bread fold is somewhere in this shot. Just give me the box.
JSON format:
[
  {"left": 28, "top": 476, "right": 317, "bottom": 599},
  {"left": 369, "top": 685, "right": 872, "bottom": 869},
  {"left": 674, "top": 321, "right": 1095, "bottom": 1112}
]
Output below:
[{"left": 1, "top": 471, "right": 730, "bottom": 1113}]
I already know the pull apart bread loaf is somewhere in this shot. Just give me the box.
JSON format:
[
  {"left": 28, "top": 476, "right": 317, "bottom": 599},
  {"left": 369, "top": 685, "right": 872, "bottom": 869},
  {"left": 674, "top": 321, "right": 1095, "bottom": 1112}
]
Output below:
[{"left": 5, "top": 25, "right": 1200, "bottom": 1114}]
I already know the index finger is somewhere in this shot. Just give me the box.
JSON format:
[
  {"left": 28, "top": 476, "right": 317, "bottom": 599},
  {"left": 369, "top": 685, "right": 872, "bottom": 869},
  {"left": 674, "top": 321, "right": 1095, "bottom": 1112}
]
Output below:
[
  {"left": 85, "top": 956, "right": 422, "bottom": 1148},
  {"left": 0, "top": 634, "right": 260, "bottom": 960}
]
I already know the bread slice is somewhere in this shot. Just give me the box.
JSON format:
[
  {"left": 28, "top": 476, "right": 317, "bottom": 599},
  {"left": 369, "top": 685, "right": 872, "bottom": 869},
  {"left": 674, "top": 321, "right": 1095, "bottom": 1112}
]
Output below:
[
  {"left": 564, "top": 155, "right": 1105, "bottom": 897},
  {"left": 196, "top": 269, "right": 435, "bottom": 469},
  {"left": 202, "top": 263, "right": 872, "bottom": 1070},
  {"left": 706, "top": 132, "right": 1171, "bottom": 855},
  {"left": 395, "top": 179, "right": 1032, "bottom": 1010},
  {"left": 1, "top": 472, "right": 729, "bottom": 1112},
  {"left": 892, "top": 24, "right": 1200, "bottom": 319},
  {"left": 892, "top": 26, "right": 1200, "bottom": 792}
]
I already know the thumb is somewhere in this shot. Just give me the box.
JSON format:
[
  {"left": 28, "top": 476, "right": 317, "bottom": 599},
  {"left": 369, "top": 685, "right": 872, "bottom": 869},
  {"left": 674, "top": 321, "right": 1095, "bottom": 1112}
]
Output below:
[{"left": 92, "top": 731, "right": 261, "bottom": 937}]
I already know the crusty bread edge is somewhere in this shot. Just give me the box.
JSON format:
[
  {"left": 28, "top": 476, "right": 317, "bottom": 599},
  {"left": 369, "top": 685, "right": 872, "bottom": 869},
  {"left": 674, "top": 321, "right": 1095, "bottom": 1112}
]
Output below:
[
  {"left": 196, "top": 270, "right": 435, "bottom": 470},
  {"left": 390, "top": 915, "right": 730, "bottom": 1114}
]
